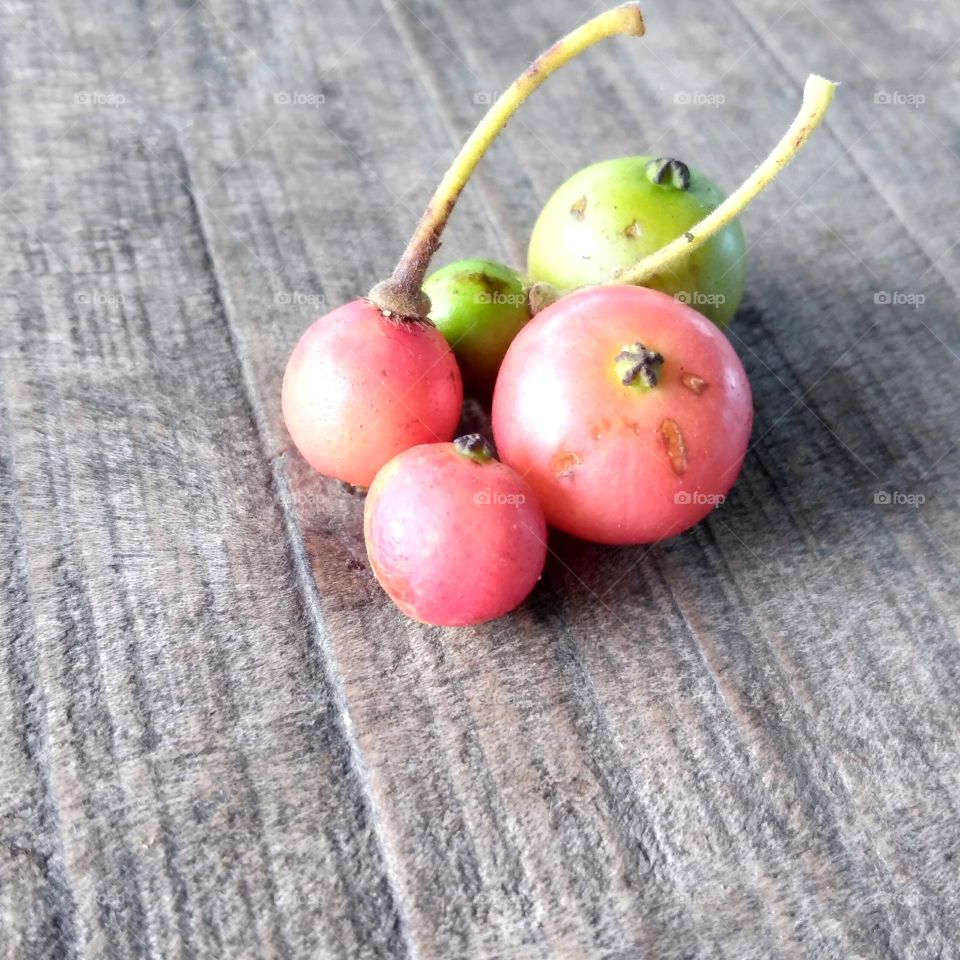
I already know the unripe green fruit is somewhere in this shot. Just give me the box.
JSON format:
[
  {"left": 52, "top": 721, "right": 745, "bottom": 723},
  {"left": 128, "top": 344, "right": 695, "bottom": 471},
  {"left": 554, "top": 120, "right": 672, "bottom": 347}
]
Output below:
[
  {"left": 527, "top": 156, "right": 746, "bottom": 326},
  {"left": 423, "top": 259, "right": 530, "bottom": 396}
]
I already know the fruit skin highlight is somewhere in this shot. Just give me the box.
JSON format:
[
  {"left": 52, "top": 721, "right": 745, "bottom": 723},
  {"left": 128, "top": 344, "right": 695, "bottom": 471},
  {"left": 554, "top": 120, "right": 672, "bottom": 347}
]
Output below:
[
  {"left": 364, "top": 436, "right": 547, "bottom": 626},
  {"left": 527, "top": 156, "right": 746, "bottom": 326},
  {"left": 491, "top": 284, "right": 753, "bottom": 545},
  {"left": 282, "top": 300, "right": 462, "bottom": 488},
  {"left": 423, "top": 259, "right": 530, "bottom": 398}
]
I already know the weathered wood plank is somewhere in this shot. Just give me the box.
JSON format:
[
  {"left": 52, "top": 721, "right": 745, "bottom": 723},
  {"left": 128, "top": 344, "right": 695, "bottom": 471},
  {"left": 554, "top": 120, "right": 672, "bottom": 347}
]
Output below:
[
  {"left": 1, "top": 0, "right": 958, "bottom": 957},
  {"left": 0, "top": 3, "right": 412, "bottom": 957},
  {"left": 404, "top": 5, "right": 956, "bottom": 949},
  {"left": 0, "top": 396, "right": 79, "bottom": 959},
  {"left": 724, "top": 0, "right": 960, "bottom": 298},
  {"left": 155, "top": 0, "right": 960, "bottom": 957}
]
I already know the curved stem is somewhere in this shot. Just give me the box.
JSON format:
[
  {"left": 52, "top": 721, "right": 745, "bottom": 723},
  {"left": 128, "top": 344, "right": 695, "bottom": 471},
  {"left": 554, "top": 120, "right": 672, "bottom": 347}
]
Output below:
[
  {"left": 369, "top": 3, "right": 645, "bottom": 320},
  {"left": 610, "top": 74, "right": 837, "bottom": 288}
]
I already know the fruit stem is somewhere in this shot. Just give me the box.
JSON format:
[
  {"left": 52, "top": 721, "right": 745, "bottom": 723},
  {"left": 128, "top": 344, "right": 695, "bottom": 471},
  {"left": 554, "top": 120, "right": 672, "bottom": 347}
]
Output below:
[
  {"left": 611, "top": 74, "right": 837, "bottom": 288},
  {"left": 369, "top": 3, "right": 646, "bottom": 321}
]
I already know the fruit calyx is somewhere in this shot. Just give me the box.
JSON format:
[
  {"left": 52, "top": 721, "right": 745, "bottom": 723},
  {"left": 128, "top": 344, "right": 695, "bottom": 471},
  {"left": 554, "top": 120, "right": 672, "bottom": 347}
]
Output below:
[
  {"left": 453, "top": 434, "right": 495, "bottom": 463},
  {"left": 366, "top": 4, "right": 646, "bottom": 322},
  {"left": 366, "top": 279, "right": 432, "bottom": 323},
  {"left": 615, "top": 341, "right": 663, "bottom": 388},
  {"left": 526, "top": 280, "right": 561, "bottom": 316},
  {"left": 645, "top": 157, "right": 691, "bottom": 191}
]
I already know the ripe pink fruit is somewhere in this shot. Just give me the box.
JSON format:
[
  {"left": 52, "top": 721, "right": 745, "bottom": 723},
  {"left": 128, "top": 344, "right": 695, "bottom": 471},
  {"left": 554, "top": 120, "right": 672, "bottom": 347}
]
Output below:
[
  {"left": 364, "top": 436, "right": 547, "bottom": 626},
  {"left": 282, "top": 299, "right": 462, "bottom": 488},
  {"left": 492, "top": 285, "right": 752, "bottom": 545}
]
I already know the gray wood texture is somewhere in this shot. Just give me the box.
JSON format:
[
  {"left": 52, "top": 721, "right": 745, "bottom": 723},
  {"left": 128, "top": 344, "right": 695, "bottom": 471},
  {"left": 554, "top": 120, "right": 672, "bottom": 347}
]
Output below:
[{"left": 1, "top": 0, "right": 958, "bottom": 957}]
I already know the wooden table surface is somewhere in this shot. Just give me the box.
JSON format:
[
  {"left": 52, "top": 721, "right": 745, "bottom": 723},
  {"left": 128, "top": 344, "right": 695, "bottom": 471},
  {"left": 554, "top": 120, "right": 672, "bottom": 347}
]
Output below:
[{"left": 2, "top": 0, "right": 958, "bottom": 957}]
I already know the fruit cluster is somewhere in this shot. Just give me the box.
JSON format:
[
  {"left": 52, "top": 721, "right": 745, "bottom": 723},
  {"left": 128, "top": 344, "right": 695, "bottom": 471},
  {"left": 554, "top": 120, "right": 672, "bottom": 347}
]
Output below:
[{"left": 281, "top": 4, "right": 836, "bottom": 626}]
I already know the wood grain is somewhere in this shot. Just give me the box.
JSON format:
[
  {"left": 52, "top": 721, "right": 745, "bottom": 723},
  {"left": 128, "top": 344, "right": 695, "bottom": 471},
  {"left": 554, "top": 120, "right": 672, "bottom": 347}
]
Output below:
[
  {"left": 1, "top": 0, "right": 958, "bottom": 957},
  {"left": 0, "top": 4, "right": 411, "bottom": 957}
]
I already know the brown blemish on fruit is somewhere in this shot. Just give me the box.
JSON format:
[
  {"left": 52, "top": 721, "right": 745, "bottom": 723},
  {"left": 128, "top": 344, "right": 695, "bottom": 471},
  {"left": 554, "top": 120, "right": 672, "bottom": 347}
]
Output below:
[
  {"left": 681, "top": 372, "right": 708, "bottom": 395},
  {"left": 591, "top": 417, "right": 612, "bottom": 441},
  {"left": 684, "top": 231, "right": 694, "bottom": 242},
  {"left": 660, "top": 418, "right": 687, "bottom": 475},
  {"left": 552, "top": 450, "right": 583, "bottom": 479},
  {"left": 570, "top": 195, "right": 587, "bottom": 221},
  {"left": 464, "top": 270, "right": 508, "bottom": 297},
  {"left": 618, "top": 414, "right": 646, "bottom": 436},
  {"left": 624, "top": 220, "right": 643, "bottom": 239}
]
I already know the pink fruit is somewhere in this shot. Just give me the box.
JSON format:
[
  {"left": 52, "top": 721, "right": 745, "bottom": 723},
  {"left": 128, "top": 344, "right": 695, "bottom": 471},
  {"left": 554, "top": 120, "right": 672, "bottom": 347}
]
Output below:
[
  {"left": 282, "top": 299, "right": 462, "bottom": 488},
  {"left": 492, "top": 285, "right": 752, "bottom": 545},
  {"left": 364, "top": 436, "right": 547, "bottom": 626}
]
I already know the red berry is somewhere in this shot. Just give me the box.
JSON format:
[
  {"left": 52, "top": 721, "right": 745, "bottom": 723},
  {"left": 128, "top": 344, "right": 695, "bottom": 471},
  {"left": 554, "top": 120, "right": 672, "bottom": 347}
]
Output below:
[
  {"left": 491, "top": 285, "right": 752, "bottom": 545},
  {"left": 364, "top": 436, "right": 547, "bottom": 626},
  {"left": 282, "top": 299, "right": 463, "bottom": 488}
]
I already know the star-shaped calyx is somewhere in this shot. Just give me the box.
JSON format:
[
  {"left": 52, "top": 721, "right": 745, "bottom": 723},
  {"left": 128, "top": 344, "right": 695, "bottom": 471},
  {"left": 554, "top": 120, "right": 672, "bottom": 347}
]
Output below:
[{"left": 615, "top": 341, "right": 664, "bottom": 388}]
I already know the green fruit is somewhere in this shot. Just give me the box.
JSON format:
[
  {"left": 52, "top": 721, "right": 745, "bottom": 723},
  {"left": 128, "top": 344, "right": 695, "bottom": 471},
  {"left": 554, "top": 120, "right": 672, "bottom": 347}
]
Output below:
[
  {"left": 527, "top": 156, "right": 746, "bottom": 326},
  {"left": 423, "top": 259, "right": 530, "bottom": 396}
]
